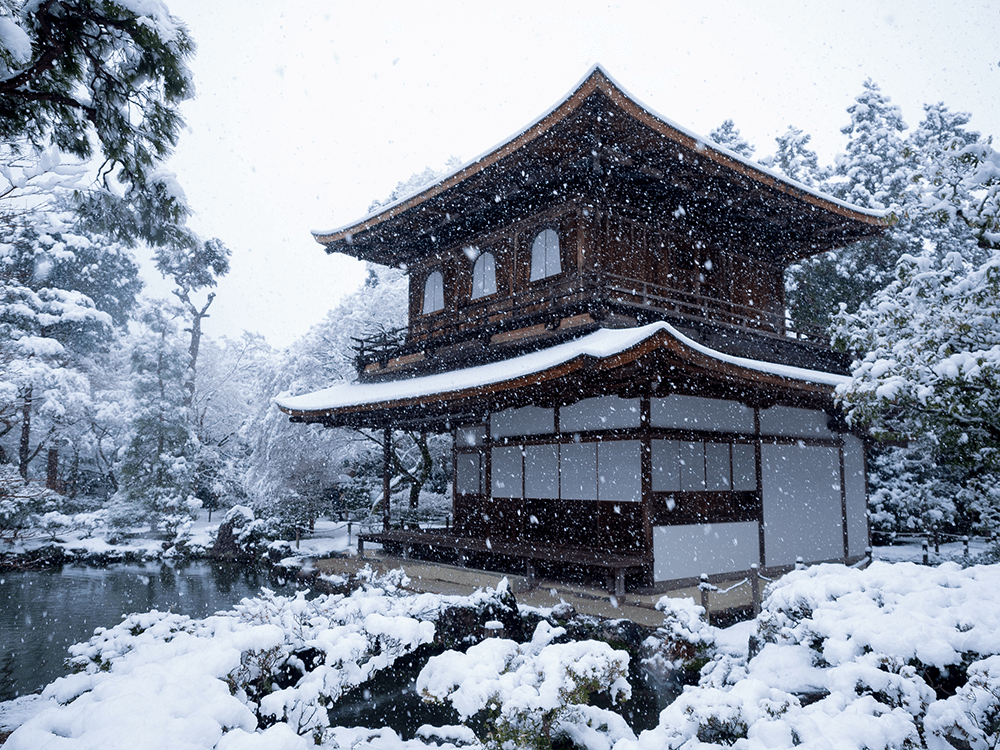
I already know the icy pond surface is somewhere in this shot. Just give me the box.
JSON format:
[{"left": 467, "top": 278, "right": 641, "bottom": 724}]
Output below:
[{"left": 0, "top": 560, "right": 290, "bottom": 699}]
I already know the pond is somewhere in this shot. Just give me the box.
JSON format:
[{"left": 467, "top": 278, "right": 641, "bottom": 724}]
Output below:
[{"left": 0, "top": 560, "right": 293, "bottom": 699}]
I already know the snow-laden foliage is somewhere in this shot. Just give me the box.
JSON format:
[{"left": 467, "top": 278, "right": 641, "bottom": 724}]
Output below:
[
  {"left": 418, "top": 620, "right": 633, "bottom": 750},
  {"left": 834, "top": 249, "right": 1000, "bottom": 531},
  {"left": 708, "top": 120, "right": 755, "bottom": 159},
  {"left": 618, "top": 562, "right": 1000, "bottom": 750},
  {"left": 833, "top": 79, "right": 910, "bottom": 211},
  {"left": 242, "top": 266, "right": 430, "bottom": 529},
  {"left": 110, "top": 302, "right": 200, "bottom": 539},
  {"left": 0, "top": 0, "right": 194, "bottom": 201},
  {"left": 761, "top": 126, "right": 825, "bottom": 187},
  {"left": 4, "top": 573, "right": 512, "bottom": 749},
  {"left": 367, "top": 156, "right": 462, "bottom": 214},
  {"left": 0, "top": 465, "right": 62, "bottom": 544}
]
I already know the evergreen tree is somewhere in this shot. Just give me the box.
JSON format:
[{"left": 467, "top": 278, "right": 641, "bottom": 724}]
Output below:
[
  {"left": 832, "top": 79, "right": 910, "bottom": 210},
  {"left": 787, "top": 81, "right": 917, "bottom": 334},
  {"left": 708, "top": 119, "right": 755, "bottom": 159},
  {"left": 111, "top": 302, "right": 199, "bottom": 539},
  {"left": 765, "top": 125, "right": 825, "bottom": 186},
  {"left": 834, "top": 248, "right": 1000, "bottom": 534},
  {"left": 0, "top": 205, "right": 137, "bottom": 477},
  {"left": 0, "top": 0, "right": 195, "bottom": 237}
]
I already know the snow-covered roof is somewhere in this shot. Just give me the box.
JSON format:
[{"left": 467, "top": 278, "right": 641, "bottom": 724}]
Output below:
[
  {"left": 277, "top": 321, "right": 847, "bottom": 421},
  {"left": 312, "top": 65, "right": 885, "bottom": 253}
]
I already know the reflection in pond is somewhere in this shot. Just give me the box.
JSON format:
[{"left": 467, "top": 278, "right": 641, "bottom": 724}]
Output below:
[{"left": 0, "top": 560, "right": 292, "bottom": 699}]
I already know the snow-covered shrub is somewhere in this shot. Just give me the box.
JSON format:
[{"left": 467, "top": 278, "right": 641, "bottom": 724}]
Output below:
[
  {"left": 212, "top": 504, "right": 283, "bottom": 561},
  {"left": 642, "top": 596, "right": 717, "bottom": 687},
  {"left": 10, "top": 570, "right": 450, "bottom": 749},
  {"left": 619, "top": 561, "right": 1000, "bottom": 750},
  {"left": 418, "top": 620, "right": 634, "bottom": 750},
  {"left": 36, "top": 508, "right": 108, "bottom": 541},
  {"left": 925, "top": 654, "right": 1000, "bottom": 750},
  {"left": 0, "top": 467, "right": 63, "bottom": 545}
]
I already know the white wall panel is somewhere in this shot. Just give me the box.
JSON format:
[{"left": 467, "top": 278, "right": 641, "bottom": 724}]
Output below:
[
  {"left": 597, "top": 441, "right": 641, "bottom": 501},
  {"left": 759, "top": 405, "right": 832, "bottom": 438},
  {"left": 651, "top": 394, "right": 755, "bottom": 434},
  {"left": 560, "top": 396, "right": 641, "bottom": 432},
  {"left": 680, "top": 441, "right": 706, "bottom": 490},
  {"left": 761, "top": 444, "right": 843, "bottom": 566},
  {"left": 456, "top": 453, "right": 481, "bottom": 494},
  {"left": 525, "top": 444, "right": 559, "bottom": 499},
  {"left": 652, "top": 440, "right": 680, "bottom": 492},
  {"left": 705, "top": 442, "right": 732, "bottom": 491},
  {"left": 653, "top": 521, "right": 760, "bottom": 582},
  {"left": 560, "top": 442, "right": 597, "bottom": 500},
  {"left": 491, "top": 446, "right": 522, "bottom": 498},
  {"left": 732, "top": 443, "right": 757, "bottom": 491},
  {"left": 491, "top": 406, "right": 555, "bottom": 438}
]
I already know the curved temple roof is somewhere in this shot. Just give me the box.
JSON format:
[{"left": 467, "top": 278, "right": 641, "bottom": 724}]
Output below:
[
  {"left": 277, "top": 321, "right": 848, "bottom": 428},
  {"left": 313, "top": 66, "right": 887, "bottom": 266}
]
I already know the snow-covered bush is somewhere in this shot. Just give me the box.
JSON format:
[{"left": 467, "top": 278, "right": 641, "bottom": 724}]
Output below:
[
  {"left": 10, "top": 570, "right": 448, "bottom": 749},
  {"left": 620, "top": 561, "right": 1000, "bottom": 750},
  {"left": 642, "top": 596, "right": 718, "bottom": 687},
  {"left": 0, "top": 467, "right": 63, "bottom": 545},
  {"left": 834, "top": 249, "right": 1000, "bottom": 533},
  {"left": 418, "top": 620, "right": 633, "bottom": 750}
]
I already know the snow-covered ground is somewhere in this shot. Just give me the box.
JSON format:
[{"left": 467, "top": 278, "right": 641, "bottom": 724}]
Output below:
[{"left": 2, "top": 550, "right": 999, "bottom": 749}]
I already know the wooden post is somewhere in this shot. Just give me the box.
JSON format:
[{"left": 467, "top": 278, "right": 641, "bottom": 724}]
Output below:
[
  {"left": 382, "top": 426, "right": 392, "bottom": 531},
  {"left": 963, "top": 536, "right": 969, "bottom": 559},
  {"left": 922, "top": 537, "right": 929, "bottom": 565},
  {"left": 699, "top": 573, "right": 710, "bottom": 617},
  {"left": 750, "top": 563, "right": 761, "bottom": 616}
]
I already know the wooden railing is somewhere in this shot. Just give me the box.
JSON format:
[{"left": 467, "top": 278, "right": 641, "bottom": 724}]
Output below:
[{"left": 404, "top": 271, "right": 830, "bottom": 348}]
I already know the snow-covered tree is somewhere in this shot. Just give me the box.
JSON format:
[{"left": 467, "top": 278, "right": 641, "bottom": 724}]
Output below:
[
  {"left": 787, "top": 81, "right": 917, "bottom": 334},
  {"left": 908, "top": 102, "right": 999, "bottom": 256},
  {"left": 366, "top": 156, "right": 461, "bottom": 214},
  {"left": 709, "top": 119, "right": 755, "bottom": 159},
  {"left": 110, "top": 301, "right": 199, "bottom": 538},
  {"left": 834, "top": 249, "right": 1000, "bottom": 533},
  {"left": 832, "top": 79, "right": 910, "bottom": 210},
  {"left": 242, "top": 266, "right": 410, "bottom": 528},
  {"left": 763, "top": 125, "right": 825, "bottom": 186},
  {"left": 0, "top": 0, "right": 195, "bottom": 235}
]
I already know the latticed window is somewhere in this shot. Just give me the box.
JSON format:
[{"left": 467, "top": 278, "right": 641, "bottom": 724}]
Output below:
[
  {"left": 529, "top": 228, "right": 561, "bottom": 281},
  {"left": 471, "top": 251, "right": 497, "bottom": 299},
  {"left": 422, "top": 270, "right": 444, "bottom": 313}
]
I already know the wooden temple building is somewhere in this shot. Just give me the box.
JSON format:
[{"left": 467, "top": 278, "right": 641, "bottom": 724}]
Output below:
[{"left": 278, "top": 67, "right": 885, "bottom": 595}]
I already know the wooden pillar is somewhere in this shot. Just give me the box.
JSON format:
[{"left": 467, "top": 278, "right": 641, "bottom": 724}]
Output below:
[{"left": 382, "top": 427, "right": 392, "bottom": 531}]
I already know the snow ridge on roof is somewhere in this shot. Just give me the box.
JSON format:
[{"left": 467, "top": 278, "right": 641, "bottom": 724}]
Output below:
[
  {"left": 277, "top": 321, "right": 849, "bottom": 415},
  {"left": 311, "top": 65, "right": 884, "bottom": 241}
]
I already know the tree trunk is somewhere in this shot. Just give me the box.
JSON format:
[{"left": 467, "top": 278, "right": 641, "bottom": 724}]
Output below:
[
  {"left": 177, "top": 291, "right": 215, "bottom": 410},
  {"left": 46, "top": 447, "right": 59, "bottom": 491},
  {"left": 18, "top": 386, "right": 32, "bottom": 478},
  {"left": 382, "top": 427, "right": 392, "bottom": 531}
]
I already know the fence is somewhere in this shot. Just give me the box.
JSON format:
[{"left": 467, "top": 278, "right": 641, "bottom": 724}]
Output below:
[{"left": 697, "top": 551, "right": 873, "bottom": 621}]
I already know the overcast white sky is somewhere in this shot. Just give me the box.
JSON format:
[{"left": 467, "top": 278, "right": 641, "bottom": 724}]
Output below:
[{"left": 158, "top": 0, "right": 1000, "bottom": 348}]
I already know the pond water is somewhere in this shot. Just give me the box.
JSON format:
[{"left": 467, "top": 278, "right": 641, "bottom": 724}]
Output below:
[{"left": 0, "top": 560, "right": 292, "bottom": 699}]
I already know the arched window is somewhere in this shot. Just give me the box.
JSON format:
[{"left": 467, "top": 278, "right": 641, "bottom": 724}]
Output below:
[
  {"left": 422, "top": 270, "right": 444, "bottom": 314},
  {"left": 529, "top": 228, "right": 561, "bottom": 281},
  {"left": 471, "top": 251, "right": 497, "bottom": 299}
]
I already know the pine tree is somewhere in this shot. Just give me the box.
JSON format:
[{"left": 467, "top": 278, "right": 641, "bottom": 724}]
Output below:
[
  {"left": 708, "top": 119, "right": 755, "bottom": 159},
  {"left": 111, "top": 302, "right": 199, "bottom": 539},
  {"left": 832, "top": 79, "right": 910, "bottom": 210},
  {"left": 765, "top": 126, "right": 825, "bottom": 186},
  {"left": 834, "top": 249, "right": 1000, "bottom": 534},
  {"left": 786, "top": 81, "right": 918, "bottom": 334},
  {"left": 0, "top": 0, "right": 195, "bottom": 231}
]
